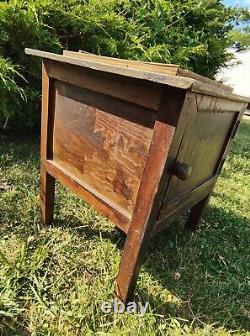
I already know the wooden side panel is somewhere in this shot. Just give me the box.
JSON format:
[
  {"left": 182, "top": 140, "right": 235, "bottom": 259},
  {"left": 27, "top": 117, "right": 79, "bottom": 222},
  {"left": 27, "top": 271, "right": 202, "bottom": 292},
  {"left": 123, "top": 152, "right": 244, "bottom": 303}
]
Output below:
[{"left": 52, "top": 80, "right": 155, "bottom": 217}]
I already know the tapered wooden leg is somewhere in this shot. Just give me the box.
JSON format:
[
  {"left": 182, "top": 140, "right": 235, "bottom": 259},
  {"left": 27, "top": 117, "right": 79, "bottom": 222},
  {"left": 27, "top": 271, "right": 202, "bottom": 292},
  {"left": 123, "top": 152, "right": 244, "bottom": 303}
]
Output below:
[
  {"left": 40, "top": 167, "right": 55, "bottom": 225},
  {"left": 115, "top": 222, "right": 151, "bottom": 304},
  {"left": 115, "top": 89, "right": 186, "bottom": 303},
  {"left": 39, "top": 61, "right": 55, "bottom": 225},
  {"left": 185, "top": 195, "right": 210, "bottom": 231}
]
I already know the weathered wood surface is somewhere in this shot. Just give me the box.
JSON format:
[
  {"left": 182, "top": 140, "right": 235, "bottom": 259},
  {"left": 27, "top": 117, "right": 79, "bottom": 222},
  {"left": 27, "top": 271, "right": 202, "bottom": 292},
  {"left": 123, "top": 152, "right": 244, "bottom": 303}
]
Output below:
[
  {"left": 40, "top": 62, "right": 55, "bottom": 225},
  {"left": 163, "top": 111, "right": 236, "bottom": 204},
  {"left": 25, "top": 48, "right": 250, "bottom": 102},
  {"left": 155, "top": 176, "right": 217, "bottom": 235},
  {"left": 25, "top": 48, "right": 195, "bottom": 90},
  {"left": 158, "top": 94, "right": 247, "bottom": 229},
  {"left": 63, "top": 50, "right": 179, "bottom": 75},
  {"left": 46, "top": 160, "right": 130, "bottom": 231},
  {"left": 115, "top": 88, "right": 185, "bottom": 303},
  {"left": 53, "top": 80, "right": 154, "bottom": 216},
  {"left": 64, "top": 50, "right": 233, "bottom": 93},
  {"left": 25, "top": 48, "right": 250, "bottom": 304},
  {"left": 48, "top": 60, "right": 163, "bottom": 111}
]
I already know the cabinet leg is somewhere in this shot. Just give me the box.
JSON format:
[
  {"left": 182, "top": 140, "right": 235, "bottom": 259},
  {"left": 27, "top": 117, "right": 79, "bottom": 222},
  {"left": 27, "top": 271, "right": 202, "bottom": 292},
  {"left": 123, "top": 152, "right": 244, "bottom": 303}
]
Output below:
[
  {"left": 115, "top": 90, "right": 182, "bottom": 303},
  {"left": 115, "top": 222, "right": 153, "bottom": 304},
  {"left": 185, "top": 195, "right": 210, "bottom": 231},
  {"left": 40, "top": 167, "right": 55, "bottom": 225}
]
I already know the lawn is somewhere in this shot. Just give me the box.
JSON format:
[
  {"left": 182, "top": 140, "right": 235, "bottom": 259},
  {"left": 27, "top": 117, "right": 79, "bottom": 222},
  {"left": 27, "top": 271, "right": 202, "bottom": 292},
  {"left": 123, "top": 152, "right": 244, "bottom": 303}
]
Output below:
[{"left": 0, "top": 117, "right": 249, "bottom": 336}]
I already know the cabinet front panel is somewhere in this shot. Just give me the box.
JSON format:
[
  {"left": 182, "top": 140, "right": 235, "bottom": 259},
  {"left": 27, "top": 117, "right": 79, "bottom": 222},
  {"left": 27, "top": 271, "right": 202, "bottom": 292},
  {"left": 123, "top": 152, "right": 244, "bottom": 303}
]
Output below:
[{"left": 52, "top": 80, "right": 155, "bottom": 217}]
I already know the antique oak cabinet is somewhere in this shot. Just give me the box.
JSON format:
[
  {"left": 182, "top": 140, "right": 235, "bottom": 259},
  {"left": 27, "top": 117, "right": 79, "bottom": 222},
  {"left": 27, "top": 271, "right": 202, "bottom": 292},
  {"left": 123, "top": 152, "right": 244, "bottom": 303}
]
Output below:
[{"left": 25, "top": 48, "right": 249, "bottom": 303}]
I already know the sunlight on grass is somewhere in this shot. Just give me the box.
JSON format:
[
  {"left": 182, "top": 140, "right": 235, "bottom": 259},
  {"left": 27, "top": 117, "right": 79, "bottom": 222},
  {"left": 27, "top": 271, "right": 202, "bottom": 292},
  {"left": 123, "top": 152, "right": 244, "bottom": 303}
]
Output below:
[{"left": 0, "top": 118, "right": 249, "bottom": 335}]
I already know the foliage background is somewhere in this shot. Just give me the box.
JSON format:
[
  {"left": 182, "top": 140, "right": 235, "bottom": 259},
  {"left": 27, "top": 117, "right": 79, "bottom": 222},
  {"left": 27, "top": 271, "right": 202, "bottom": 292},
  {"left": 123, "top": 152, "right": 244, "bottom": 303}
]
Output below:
[{"left": 0, "top": 0, "right": 249, "bottom": 130}]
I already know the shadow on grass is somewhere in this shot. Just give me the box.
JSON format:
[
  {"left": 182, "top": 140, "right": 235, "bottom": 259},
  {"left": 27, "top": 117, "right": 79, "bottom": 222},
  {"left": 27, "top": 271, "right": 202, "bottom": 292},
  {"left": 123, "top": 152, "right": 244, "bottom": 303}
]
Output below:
[
  {"left": 142, "top": 206, "right": 249, "bottom": 331},
  {"left": 51, "top": 205, "right": 249, "bottom": 332},
  {"left": 1, "top": 131, "right": 249, "bottom": 333}
]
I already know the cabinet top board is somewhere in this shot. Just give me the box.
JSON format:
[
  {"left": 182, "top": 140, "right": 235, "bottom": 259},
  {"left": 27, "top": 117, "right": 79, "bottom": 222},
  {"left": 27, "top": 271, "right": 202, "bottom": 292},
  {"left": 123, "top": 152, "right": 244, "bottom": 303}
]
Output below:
[{"left": 25, "top": 48, "right": 250, "bottom": 103}]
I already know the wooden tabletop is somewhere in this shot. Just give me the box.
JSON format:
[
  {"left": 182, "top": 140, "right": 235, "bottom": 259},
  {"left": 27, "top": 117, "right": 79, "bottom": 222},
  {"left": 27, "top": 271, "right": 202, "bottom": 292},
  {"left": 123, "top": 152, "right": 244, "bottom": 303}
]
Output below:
[{"left": 25, "top": 48, "right": 250, "bottom": 103}]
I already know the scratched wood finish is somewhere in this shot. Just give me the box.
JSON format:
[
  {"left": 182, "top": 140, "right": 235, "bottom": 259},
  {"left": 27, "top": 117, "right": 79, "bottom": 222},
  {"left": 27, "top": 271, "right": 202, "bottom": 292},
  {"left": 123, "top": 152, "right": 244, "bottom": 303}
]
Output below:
[
  {"left": 63, "top": 50, "right": 233, "bottom": 93},
  {"left": 53, "top": 81, "right": 154, "bottom": 217},
  {"left": 115, "top": 88, "right": 185, "bottom": 303},
  {"left": 25, "top": 48, "right": 250, "bottom": 304},
  {"left": 48, "top": 60, "right": 163, "bottom": 111},
  {"left": 155, "top": 176, "right": 217, "bottom": 235},
  {"left": 63, "top": 50, "right": 179, "bottom": 75},
  {"left": 45, "top": 159, "right": 130, "bottom": 231},
  {"left": 26, "top": 48, "right": 250, "bottom": 102},
  {"left": 160, "top": 110, "right": 237, "bottom": 209},
  {"left": 159, "top": 93, "right": 247, "bottom": 223}
]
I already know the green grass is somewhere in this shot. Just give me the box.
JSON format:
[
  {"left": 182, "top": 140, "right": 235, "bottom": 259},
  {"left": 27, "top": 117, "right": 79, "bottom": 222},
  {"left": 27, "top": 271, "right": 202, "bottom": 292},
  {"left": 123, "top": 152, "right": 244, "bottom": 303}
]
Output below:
[{"left": 0, "top": 118, "right": 249, "bottom": 335}]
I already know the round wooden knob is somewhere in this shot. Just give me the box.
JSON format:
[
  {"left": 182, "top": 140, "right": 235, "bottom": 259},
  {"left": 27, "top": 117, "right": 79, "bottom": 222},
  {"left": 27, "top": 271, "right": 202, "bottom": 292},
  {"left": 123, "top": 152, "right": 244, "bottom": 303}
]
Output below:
[{"left": 173, "top": 161, "right": 192, "bottom": 181}]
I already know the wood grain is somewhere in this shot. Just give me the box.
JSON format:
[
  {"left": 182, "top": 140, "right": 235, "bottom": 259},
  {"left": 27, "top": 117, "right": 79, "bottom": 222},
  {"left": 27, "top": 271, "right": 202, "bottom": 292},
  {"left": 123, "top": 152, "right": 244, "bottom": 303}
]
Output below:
[
  {"left": 196, "top": 94, "right": 246, "bottom": 113},
  {"left": 25, "top": 48, "right": 197, "bottom": 91},
  {"left": 52, "top": 81, "right": 154, "bottom": 216},
  {"left": 155, "top": 176, "right": 216, "bottom": 235},
  {"left": 115, "top": 88, "right": 186, "bottom": 303},
  {"left": 63, "top": 50, "right": 179, "bottom": 75},
  {"left": 159, "top": 100, "right": 239, "bottom": 217},
  {"left": 45, "top": 160, "right": 130, "bottom": 231},
  {"left": 64, "top": 50, "right": 235, "bottom": 95},
  {"left": 48, "top": 61, "right": 163, "bottom": 111},
  {"left": 24, "top": 49, "right": 250, "bottom": 304},
  {"left": 25, "top": 48, "right": 250, "bottom": 102}
]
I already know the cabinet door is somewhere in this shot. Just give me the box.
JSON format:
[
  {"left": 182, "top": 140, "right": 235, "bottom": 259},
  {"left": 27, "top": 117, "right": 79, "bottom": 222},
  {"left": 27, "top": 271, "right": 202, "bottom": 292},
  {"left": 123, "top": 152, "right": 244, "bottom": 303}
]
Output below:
[{"left": 159, "top": 94, "right": 243, "bottom": 220}]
